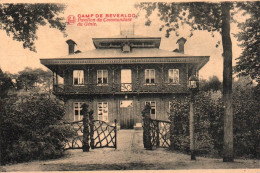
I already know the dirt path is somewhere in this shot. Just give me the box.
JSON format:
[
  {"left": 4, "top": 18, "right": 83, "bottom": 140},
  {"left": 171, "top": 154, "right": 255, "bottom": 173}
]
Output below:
[{"left": 1, "top": 130, "right": 259, "bottom": 171}]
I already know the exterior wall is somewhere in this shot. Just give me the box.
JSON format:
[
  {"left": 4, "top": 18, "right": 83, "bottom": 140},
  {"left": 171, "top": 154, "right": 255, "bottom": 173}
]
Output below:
[
  {"left": 61, "top": 64, "right": 188, "bottom": 94},
  {"left": 64, "top": 93, "right": 185, "bottom": 128},
  {"left": 61, "top": 63, "right": 189, "bottom": 128}
]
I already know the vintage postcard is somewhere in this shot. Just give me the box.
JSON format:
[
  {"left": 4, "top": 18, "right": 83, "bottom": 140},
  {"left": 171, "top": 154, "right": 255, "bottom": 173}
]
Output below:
[{"left": 0, "top": 0, "right": 259, "bottom": 172}]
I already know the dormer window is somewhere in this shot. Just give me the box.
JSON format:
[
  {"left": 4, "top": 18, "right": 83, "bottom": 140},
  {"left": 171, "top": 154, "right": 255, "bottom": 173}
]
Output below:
[{"left": 122, "top": 44, "right": 130, "bottom": 53}]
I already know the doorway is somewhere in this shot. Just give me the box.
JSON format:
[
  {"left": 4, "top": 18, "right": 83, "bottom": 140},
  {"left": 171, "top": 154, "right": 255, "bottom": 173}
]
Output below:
[{"left": 119, "top": 100, "right": 134, "bottom": 129}]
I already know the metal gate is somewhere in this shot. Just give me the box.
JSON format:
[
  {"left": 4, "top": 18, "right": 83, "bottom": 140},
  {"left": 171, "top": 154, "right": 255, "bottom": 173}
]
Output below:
[{"left": 64, "top": 119, "right": 117, "bottom": 150}]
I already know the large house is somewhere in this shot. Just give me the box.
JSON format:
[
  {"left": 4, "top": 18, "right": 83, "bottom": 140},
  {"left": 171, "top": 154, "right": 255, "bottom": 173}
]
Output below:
[{"left": 40, "top": 31, "right": 209, "bottom": 129}]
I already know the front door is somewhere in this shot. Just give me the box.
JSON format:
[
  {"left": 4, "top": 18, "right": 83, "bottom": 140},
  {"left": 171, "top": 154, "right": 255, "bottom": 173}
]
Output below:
[{"left": 119, "top": 100, "right": 134, "bottom": 129}]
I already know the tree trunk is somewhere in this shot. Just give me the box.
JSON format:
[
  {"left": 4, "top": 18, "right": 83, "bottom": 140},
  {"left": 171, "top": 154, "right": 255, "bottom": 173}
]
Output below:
[
  {"left": 221, "top": 2, "right": 234, "bottom": 162},
  {"left": 0, "top": 100, "right": 3, "bottom": 165}
]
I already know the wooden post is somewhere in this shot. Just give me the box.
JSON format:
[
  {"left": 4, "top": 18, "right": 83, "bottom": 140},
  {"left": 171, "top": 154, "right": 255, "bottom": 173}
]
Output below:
[
  {"left": 142, "top": 104, "right": 152, "bottom": 150},
  {"left": 190, "top": 92, "right": 196, "bottom": 160},
  {"left": 82, "top": 104, "right": 90, "bottom": 152},
  {"left": 156, "top": 121, "right": 160, "bottom": 148},
  {"left": 114, "top": 119, "right": 117, "bottom": 149},
  {"left": 89, "top": 110, "right": 94, "bottom": 149}
]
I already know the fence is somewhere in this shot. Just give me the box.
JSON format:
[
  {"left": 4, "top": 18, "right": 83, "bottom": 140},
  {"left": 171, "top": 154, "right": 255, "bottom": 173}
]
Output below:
[{"left": 63, "top": 105, "right": 117, "bottom": 151}]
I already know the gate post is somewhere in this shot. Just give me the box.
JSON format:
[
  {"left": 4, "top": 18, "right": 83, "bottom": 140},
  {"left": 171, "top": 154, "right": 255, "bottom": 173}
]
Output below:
[
  {"left": 114, "top": 119, "right": 117, "bottom": 149},
  {"left": 156, "top": 121, "right": 160, "bottom": 148},
  {"left": 142, "top": 104, "right": 152, "bottom": 150},
  {"left": 169, "top": 122, "right": 175, "bottom": 150},
  {"left": 82, "top": 104, "right": 90, "bottom": 152},
  {"left": 89, "top": 110, "right": 94, "bottom": 149}
]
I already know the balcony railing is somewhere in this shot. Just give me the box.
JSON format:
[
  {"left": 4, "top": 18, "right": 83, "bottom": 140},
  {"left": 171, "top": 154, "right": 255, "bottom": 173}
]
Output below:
[{"left": 53, "top": 82, "right": 188, "bottom": 95}]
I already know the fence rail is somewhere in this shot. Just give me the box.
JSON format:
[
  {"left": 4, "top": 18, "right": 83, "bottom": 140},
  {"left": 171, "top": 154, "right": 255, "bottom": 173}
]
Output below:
[
  {"left": 150, "top": 118, "right": 171, "bottom": 148},
  {"left": 63, "top": 120, "right": 84, "bottom": 150},
  {"left": 143, "top": 117, "right": 172, "bottom": 149},
  {"left": 63, "top": 119, "right": 117, "bottom": 150},
  {"left": 53, "top": 82, "right": 188, "bottom": 95}
]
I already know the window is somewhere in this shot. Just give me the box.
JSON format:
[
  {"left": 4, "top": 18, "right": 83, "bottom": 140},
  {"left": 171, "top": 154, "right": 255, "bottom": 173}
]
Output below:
[
  {"left": 74, "top": 102, "right": 84, "bottom": 121},
  {"left": 145, "top": 101, "right": 156, "bottom": 119},
  {"left": 97, "top": 102, "right": 108, "bottom": 122},
  {"left": 97, "top": 70, "right": 108, "bottom": 84},
  {"left": 168, "top": 69, "right": 179, "bottom": 84},
  {"left": 73, "top": 70, "right": 84, "bottom": 85},
  {"left": 120, "top": 100, "right": 133, "bottom": 108},
  {"left": 145, "top": 69, "right": 155, "bottom": 84}
]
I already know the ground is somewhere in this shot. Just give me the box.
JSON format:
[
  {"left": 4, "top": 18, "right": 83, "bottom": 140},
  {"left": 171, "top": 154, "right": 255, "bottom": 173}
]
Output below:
[{"left": 1, "top": 130, "right": 259, "bottom": 171}]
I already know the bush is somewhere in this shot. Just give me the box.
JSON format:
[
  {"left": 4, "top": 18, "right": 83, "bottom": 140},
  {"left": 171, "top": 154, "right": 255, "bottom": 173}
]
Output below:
[
  {"left": 1, "top": 93, "right": 74, "bottom": 164},
  {"left": 233, "top": 79, "right": 260, "bottom": 158},
  {"left": 169, "top": 80, "right": 260, "bottom": 158},
  {"left": 169, "top": 95, "right": 190, "bottom": 152},
  {"left": 169, "top": 93, "right": 223, "bottom": 156}
]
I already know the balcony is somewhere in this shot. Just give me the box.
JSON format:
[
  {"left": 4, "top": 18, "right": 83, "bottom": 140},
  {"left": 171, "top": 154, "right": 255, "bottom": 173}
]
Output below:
[{"left": 53, "top": 82, "right": 188, "bottom": 95}]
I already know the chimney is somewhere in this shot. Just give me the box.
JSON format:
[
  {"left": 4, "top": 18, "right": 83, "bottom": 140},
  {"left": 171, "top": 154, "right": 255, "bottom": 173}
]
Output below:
[
  {"left": 176, "top": 37, "right": 187, "bottom": 54},
  {"left": 66, "top": 39, "right": 77, "bottom": 55}
]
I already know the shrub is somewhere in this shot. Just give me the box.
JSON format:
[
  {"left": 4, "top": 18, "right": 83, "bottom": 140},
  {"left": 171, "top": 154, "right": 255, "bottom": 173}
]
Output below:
[
  {"left": 169, "top": 93, "right": 223, "bottom": 156},
  {"left": 233, "top": 80, "right": 260, "bottom": 158},
  {"left": 169, "top": 95, "right": 190, "bottom": 152},
  {"left": 1, "top": 93, "right": 74, "bottom": 164},
  {"left": 169, "top": 81, "right": 260, "bottom": 158}
]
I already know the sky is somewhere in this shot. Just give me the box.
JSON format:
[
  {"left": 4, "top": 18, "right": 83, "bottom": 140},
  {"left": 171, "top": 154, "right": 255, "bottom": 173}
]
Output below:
[{"left": 0, "top": 0, "right": 245, "bottom": 80}]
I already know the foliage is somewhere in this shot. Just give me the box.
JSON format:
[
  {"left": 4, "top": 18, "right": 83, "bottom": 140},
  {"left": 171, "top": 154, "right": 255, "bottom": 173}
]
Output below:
[
  {"left": 234, "top": 2, "right": 260, "bottom": 83},
  {"left": 136, "top": 2, "right": 231, "bottom": 38},
  {"left": 169, "top": 84, "right": 260, "bottom": 158},
  {"left": 0, "top": 68, "right": 13, "bottom": 98},
  {"left": 16, "top": 67, "right": 53, "bottom": 92},
  {"left": 199, "top": 75, "right": 222, "bottom": 92},
  {"left": 0, "top": 93, "right": 74, "bottom": 164},
  {"left": 233, "top": 77, "right": 260, "bottom": 158},
  {"left": 0, "top": 3, "right": 67, "bottom": 52},
  {"left": 168, "top": 96, "right": 190, "bottom": 152}
]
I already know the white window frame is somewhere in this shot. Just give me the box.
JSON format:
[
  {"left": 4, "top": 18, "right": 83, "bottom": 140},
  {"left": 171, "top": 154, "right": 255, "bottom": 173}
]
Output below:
[
  {"left": 73, "top": 70, "right": 84, "bottom": 85},
  {"left": 145, "top": 69, "right": 155, "bottom": 84},
  {"left": 168, "top": 69, "right": 179, "bottom": 84},
  {"left": 97, "top": 70, "right": 108, "bottom": 85},
  {"left": 73, "top": 102, "right": 84, "bottom": 121},
  {"left": 97, "top": 102, "right": 109, "bottom": 122},
  {"left": 145, "top": 101, "right": 156, "bottom": 119}
]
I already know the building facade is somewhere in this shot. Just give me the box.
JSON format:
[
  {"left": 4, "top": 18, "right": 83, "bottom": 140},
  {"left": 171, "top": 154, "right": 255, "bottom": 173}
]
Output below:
[{"left": 40, "top": 34, "right": 209, "bottom": 129}]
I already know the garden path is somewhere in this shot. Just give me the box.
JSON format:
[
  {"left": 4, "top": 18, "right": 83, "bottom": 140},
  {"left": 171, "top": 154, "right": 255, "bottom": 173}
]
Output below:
[{"left": 1, "top": 130, "right": 259, "bottom": 171}]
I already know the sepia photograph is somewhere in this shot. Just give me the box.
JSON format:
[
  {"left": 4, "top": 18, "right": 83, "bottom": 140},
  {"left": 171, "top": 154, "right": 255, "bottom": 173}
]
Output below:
[{"left": 0, "top": 0, "right": 259, "bottom": 172}]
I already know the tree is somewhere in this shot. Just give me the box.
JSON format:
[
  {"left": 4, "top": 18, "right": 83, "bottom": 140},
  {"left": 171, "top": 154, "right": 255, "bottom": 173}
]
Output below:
[
  {"left": 0, "top": 3, "right": 67, "bottom": 52},
  {"left": 0, "top": 68, "right": 13, "bottom": 98},
  {"left": 234, "top": 2, "right": 260, "bottom": 84},
  {"left": 200, "top": 76, "right": 222, "bottom": 92},
  {"left": 137, "top": 2, "right": 234, "bottom": 161},
  {"left": 16, "top": 67, "right": 53, "bottom": 92},
  {"left": 0, "top": 68, "right": 14, "bottom": 166}
]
